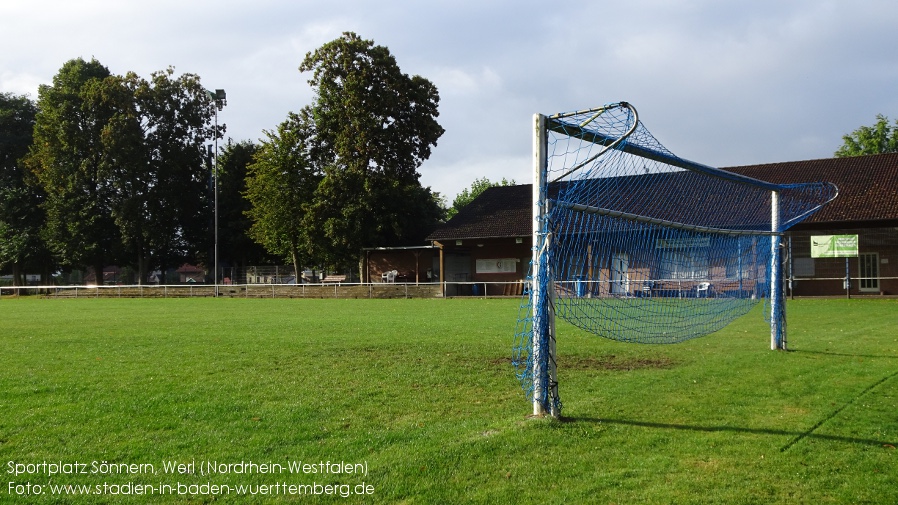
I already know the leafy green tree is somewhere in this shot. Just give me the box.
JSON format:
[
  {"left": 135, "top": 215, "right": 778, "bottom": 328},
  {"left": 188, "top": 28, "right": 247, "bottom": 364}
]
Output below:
[
  {"left": 835, "top": 114, "right": 898, "bottom": 157},
  {"left": 93, "top": 72, "right": 150, "bottom": 284},
  {"left": 447, "top": 177, "right": 516, "bottom": 219},
  {"left": 0, "top": 92, "right": 52, "bottom": 285},
  {"left": 299, "top": 32, "right": 445, "bottom": 267},
  {"left": 27, "top": 58, "right": 123, "bottom": 281},
  {"left": 28, "top": 59, "right": 219, "bottom": 284},
  {"left": 129, "top": 68, "right": 219, "bottom": 283},
  {"left": 218, "top": 139, "right": 275, "bottom": 272},
  {"left": 244, "top": 111, "right": 321, "bottom": 278}
]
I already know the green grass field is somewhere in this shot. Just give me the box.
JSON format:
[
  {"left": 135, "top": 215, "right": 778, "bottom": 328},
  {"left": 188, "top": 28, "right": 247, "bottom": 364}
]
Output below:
[{"left": 0, "top": 297, "right": 896, "bottom": 504}]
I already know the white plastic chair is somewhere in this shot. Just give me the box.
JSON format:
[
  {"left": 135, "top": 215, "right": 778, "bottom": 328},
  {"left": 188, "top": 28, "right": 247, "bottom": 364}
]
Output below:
[
  {"left": 641, "top": 280, "right": 654, "bottom": 298},
  {"left": 696, "top": 282, "right": 710, "bottom": 298}
]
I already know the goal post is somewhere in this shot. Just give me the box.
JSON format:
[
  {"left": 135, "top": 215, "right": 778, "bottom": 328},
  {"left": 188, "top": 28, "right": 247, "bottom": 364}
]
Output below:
[
  {"left": 770, "top": 190, "right": 785, "bottom": 350},
  {"left": 515, "top": 102, "right": 837, "bottom": 418},
  {"left": 531, "top": 113, "right": 558, "bottom": 416}
]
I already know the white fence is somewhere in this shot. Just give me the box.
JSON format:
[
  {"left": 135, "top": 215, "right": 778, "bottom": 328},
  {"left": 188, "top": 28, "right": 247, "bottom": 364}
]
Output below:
[
  {"left": 0, "top": 282, "right": 444, "bottom": 299},
  {"left": 5, "top": 277, "right": 898, "bottom": 300},
  {"left": 0, "top": 281, "right": 534, "bottom": 299}
]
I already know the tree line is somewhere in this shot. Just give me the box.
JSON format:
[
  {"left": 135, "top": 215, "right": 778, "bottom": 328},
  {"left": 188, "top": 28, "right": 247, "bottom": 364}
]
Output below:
[
  {"left": 6, "top": 32, "right": 892, "bottom": 286},
  {"left": 0, "top": 33, "right": 447, "bottom": 286}
]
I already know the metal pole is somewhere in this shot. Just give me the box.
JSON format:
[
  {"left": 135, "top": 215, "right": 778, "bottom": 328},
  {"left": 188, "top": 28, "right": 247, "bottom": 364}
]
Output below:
[
  {"left": 214, "top": 108, "right": 219, "bottom": 298},
  {"left": 208, "top": 89, "right": 225, "bottom": 297},
  {"left": 770, "top": 190, "right": 784, "bottom": 350},
  {"left": 532, "top": 114, "right": 558, "bottom": 417},
  {"left": 845, "top": 257, "right": 851, "bottom": 299},
  {"left": 438, "top": 243, "right": 445, "bottom": 297},
  {"left": 788, "top": 235, "right": 794, "bottom": 300}
]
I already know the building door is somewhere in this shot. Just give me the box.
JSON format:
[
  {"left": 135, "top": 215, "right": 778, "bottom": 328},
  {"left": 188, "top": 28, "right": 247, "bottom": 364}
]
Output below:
[
  {"left": 611, "top": 252, "right": 630, "bottom": 295},
  {"left": 859, "top": 252, "right": 880, "bottom": 292}
]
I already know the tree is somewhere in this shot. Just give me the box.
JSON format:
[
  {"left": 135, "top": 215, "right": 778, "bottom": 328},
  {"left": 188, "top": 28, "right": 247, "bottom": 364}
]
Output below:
[
  {"left": 95, "top": 72, "right": 151, "bottom": 284},
  {"left": 27, "top": 59, "right": 219, "bottom": 284},
  {"left": 217, "top": 139, "right": 275, "bottom": 272},
  {"left": 244, "top": 110, "right": 321, "bottom": 279},
  {"left": 298, "top": 32, "right": 445, "bottom": 267},
  {"left": 129, "top": 67, "right": 219, "bottom": 283},
  {"left": 0, "top": 92, "right": 52, "bottom": 285},
  {"left": 447, "top": 177, "right": 516, "bottom": 219},
  {"left": 27, "top": 58, "right": 122, "bottom": 281},
  {"left": 835, "top": 114, "right": 898, "bottom": 157}
]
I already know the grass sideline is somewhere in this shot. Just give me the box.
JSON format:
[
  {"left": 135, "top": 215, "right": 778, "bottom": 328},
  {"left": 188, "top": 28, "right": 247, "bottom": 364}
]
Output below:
[{"left": 0, "top": 297, "right": 895, "bottom": 504}]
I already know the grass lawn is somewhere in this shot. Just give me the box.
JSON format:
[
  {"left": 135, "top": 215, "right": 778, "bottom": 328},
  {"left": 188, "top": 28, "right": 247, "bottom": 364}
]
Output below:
[{"left": 0, "top": 297, "right": 896, "bottom": 503}]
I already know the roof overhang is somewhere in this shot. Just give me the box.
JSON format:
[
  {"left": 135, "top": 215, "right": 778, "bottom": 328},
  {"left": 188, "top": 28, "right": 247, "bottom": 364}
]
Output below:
[
  {"left": 361, "top": 245, "right": 440, "bottom": 252},
  {"left": 430, "top": 234, "right": 527, "bottom": 242}
]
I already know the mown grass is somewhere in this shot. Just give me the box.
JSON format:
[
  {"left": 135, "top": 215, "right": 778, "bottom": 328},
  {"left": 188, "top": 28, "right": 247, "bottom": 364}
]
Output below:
[{"left": 0, "top": 297, "right": 895, "bottom": 504}]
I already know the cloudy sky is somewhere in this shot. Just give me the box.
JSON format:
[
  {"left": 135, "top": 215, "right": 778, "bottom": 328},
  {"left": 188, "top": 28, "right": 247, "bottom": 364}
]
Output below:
[{"left": 3, "top": 0, "right": 897, "bottom": 202}]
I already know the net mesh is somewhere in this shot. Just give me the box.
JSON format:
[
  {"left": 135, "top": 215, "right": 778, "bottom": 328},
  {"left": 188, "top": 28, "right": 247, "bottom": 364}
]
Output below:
[{"left": 513, "top": 102, "right": 837, "bottom": 411}]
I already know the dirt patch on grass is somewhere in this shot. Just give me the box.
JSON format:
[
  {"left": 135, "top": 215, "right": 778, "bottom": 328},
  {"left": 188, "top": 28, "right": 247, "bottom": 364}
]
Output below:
[{"left": 494, "top": 355, "right": 677, "bottom": 371}]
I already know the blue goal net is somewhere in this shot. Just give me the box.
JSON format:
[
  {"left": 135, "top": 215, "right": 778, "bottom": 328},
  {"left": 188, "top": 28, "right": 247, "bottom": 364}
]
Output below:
[{"left": 513, "top": 102, "right": 838, "bottom": 416}]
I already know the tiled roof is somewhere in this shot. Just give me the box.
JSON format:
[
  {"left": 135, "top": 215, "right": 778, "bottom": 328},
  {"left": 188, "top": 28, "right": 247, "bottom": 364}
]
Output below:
[
  {"left": 427, "top": 185, "right": 532, "bottom": 241},
  {"left": 725, "top": 153, "right": 898, "bottom": 226},
  {"left": 426, "top": 153, "right": 898, "bottom": 241}
]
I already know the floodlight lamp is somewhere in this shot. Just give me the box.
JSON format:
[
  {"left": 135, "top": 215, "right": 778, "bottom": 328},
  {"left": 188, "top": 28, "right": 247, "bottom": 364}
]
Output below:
[
  {"left": 215, "top": 89, "right": 227, "bottom": 108},
  {"left": 207, "top": 89, "right": 227, "bottom": 110}
]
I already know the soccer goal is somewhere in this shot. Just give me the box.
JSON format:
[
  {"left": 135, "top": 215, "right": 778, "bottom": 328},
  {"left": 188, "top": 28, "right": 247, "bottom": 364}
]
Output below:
[{"left": 513, "top": 102, "right": 838, "bottom": 417}]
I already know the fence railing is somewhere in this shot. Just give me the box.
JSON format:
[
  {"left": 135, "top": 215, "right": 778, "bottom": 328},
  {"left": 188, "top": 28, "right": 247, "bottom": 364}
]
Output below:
[
  {"left": 5, "top": 277, "right": 894, "bottom": 300},
  {"left": 787, "top": 275, "right": 898, "bottom": 298},
  {"left": 1, "top": 281, "right": 529, "bottom": 299},
  {"left": 0, "top": 282, "right": 448, "bottom": 299}
]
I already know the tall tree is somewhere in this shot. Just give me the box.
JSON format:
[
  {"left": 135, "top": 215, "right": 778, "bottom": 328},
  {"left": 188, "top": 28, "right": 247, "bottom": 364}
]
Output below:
[
  {"left": 27, "top": 58, "right": 122, "bottom": 281},
  {"left": 835, "top": 114, "right": 898, "bottom": 157},
  {"left": 0, "top": 92, "right": 51, "bottom": 285},
  {"left": 95, "top": 72, "right": 150, "bottom": 284},
  {"left": 130, "top": 68, "right": 219, "bottom": 283},
  {"left": 447, "top": 177, "right": 516, "bottom": 219},
  {"left": 27, "top": 60, "right": 219, "bottom": 284},
  {"left": 244, "top": 110, "right": 321, "bottom": 278},
  {"left": 299, "top": 32, "right": 445, "bottom": 267},
  {"left": 218, "top": 139, "right": 274, "bottom": 273}
]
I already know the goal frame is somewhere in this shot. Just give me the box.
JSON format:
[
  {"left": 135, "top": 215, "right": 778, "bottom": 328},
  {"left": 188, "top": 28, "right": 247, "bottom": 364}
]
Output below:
[{"left": 529, "top": 104, "right": 792, "bottom": 417}]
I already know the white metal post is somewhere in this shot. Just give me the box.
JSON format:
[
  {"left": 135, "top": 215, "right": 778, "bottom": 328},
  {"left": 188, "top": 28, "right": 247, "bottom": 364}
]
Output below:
[
  {"left": 770, "top": 190, "right": 785, "bottom": 350},
  {"left": 532, "top": 114, "right": 558, "bottom": 417}
]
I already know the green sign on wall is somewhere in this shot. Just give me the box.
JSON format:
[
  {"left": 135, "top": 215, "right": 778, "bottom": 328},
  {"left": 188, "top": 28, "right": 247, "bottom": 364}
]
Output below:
[{"left": 810, "top": 235, "right": 859, "bottom": 258}]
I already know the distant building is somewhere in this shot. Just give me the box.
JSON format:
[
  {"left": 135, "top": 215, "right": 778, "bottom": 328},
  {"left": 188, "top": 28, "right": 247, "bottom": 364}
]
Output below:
[{"left": 176, "top": 264, "right": 206, "bottom": 283}]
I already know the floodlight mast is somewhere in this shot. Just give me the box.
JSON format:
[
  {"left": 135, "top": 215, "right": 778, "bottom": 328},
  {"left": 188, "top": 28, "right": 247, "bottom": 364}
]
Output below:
[{"left": 208, "top": 89, "right": 226, "bottom": 297}]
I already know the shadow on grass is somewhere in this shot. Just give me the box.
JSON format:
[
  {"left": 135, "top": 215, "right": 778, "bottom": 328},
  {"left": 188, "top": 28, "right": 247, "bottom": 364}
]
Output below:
[
  {"left": 563, "top": 367, "right": 898, "bottom": 452},
  {"left": 792, "top": 349, "right": 898, "bottom": 360},
  {"left": 562, "top": 416, "right": 897, "bottom": 451}
]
